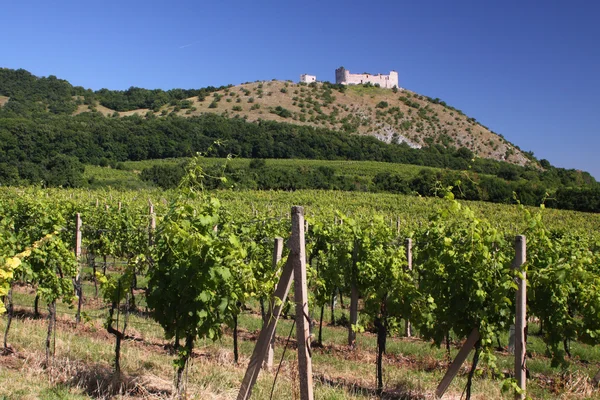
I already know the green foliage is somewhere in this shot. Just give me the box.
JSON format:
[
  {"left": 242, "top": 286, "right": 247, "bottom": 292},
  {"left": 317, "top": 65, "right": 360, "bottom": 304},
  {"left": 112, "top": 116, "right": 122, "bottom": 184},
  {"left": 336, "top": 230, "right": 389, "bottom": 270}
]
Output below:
[
  {"left": 146, "top": 156, "right": 254, "bottom": 374},
  {"left": 140, "top": 164, "right": 187, "bottom": 189},
  {"left": 28, "top": 235, "right": 77, "bottom": 305},
  {"left": 414, "top": 196, "right": 516, "bottom": 362},
  {"left": 399, "top": 96, "right": 420, "bottom": 109},
  {"left": 524, "top": 205, "right": 600, "bottom": 365},
  {"left": 271, "top": 106, "right": 292, "bottom": 118},
  {"left": 0, "top": 205, "right": 20, "bottom": 313},
  {"left": 0, "top": 68, "right": 229, "bottom": 114},
  {"left": 44, "top": 154, "right": 85, "bottom": 188}
]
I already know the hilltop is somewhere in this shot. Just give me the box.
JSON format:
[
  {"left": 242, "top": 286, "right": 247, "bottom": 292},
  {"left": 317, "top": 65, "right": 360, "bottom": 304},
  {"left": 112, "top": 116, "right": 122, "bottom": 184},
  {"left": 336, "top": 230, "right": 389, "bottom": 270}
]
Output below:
[
  {"left": 80, "top": 80, "right": 531, "bottom": 166},
  {"left": 0, "top": 68, "right": 529, "bottom": 166}
]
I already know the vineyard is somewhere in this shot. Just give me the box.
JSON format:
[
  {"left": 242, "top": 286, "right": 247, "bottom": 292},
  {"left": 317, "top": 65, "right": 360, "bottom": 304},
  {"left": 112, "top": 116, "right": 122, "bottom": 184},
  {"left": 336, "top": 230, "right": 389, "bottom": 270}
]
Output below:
[{"left": 2, "top": 163, "right": 600, "bottom": 399}]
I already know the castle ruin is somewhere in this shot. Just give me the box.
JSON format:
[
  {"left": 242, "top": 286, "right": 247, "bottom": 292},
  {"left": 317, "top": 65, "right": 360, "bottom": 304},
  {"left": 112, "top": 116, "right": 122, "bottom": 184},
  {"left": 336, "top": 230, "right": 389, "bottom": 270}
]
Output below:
[
  {"left": 300, "top": 74, "right": 317, "bottom": 83},
  {"left": 335, "top": 67, "right": 398, "bottom": 89}
]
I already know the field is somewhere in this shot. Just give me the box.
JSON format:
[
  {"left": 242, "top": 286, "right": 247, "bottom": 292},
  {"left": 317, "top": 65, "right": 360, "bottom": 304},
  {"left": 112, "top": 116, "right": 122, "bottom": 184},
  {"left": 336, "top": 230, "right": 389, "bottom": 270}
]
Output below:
[
  {"left": 83, "top": 158, "right": 438, "bottom": 191},
  {"left": 2, "top": 184, "right": 600, "bottom": 399},
  {"left": 3, "top": 278, "right": 600, "bottom": 400}
]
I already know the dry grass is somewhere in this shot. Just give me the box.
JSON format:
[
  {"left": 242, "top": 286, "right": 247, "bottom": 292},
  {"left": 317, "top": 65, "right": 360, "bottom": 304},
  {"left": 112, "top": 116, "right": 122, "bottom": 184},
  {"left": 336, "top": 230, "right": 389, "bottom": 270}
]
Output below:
[
  {"left": 73, "top": 104, "right": 119, "bottom": 117},
  {"left": 2, "top": 285, "right": 599, "bottom": 399},
  {"left": 70, "top": 80, "right": 530, "bottom": 167},
  {"left": 0, "top": 95, "right": 9, "bottom": 107}
]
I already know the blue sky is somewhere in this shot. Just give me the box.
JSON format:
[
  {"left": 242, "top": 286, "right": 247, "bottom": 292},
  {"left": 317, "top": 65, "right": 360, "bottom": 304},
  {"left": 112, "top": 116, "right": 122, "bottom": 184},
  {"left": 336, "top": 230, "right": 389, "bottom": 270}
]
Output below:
[{"left": 2, "top": 0, "right": 599, "bottom": 178}]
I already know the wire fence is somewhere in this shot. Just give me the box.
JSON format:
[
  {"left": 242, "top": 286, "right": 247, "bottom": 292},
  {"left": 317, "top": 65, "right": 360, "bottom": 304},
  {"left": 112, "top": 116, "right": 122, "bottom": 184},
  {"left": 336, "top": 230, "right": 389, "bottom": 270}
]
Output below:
[{"left": 8, "top": 301, "right": 162, "bottom": 331}]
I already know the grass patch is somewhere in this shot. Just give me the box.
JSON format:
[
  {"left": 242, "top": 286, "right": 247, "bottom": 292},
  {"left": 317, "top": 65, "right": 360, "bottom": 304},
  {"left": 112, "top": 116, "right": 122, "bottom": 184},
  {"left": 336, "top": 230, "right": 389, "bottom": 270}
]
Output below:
[{"left": 346, "top": 85, "right": 390, "bottom": 97}]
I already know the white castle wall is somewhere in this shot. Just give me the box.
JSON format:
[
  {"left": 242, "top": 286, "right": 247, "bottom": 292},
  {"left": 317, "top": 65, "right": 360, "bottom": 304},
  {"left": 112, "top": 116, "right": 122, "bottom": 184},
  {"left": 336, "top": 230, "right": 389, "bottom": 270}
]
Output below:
[
  {"left": 335, "top": 67, "right": 398, "bottom": 89},
  {"left": 300, "top": 74, "right": 317, "bottom": 83}
]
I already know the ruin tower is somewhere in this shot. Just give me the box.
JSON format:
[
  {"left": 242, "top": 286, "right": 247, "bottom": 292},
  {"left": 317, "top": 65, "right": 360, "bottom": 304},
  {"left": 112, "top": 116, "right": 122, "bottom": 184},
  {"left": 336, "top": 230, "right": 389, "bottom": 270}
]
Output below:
[{"left": 335, "top": 67, "right": 350, "bottom": 85}]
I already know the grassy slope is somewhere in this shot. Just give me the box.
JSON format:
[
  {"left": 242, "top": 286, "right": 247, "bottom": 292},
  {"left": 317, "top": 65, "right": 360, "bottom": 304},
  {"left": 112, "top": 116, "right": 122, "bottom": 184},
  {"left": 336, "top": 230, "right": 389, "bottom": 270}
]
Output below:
[{"left": 72, "top": 80, "right": 531, "bottom": 167}]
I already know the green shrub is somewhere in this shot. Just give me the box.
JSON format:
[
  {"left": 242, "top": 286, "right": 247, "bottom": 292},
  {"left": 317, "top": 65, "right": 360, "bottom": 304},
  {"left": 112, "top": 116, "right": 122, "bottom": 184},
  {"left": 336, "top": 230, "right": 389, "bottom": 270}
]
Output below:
[{"left": 271, "top": 106, "right": 292, "bottom": 118}]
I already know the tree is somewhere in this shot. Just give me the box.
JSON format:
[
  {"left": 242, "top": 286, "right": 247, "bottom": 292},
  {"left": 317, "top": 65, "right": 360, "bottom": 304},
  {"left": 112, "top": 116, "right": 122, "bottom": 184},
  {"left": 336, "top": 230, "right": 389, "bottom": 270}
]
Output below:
[{"left": 44, "top": 155, "right": 85, "bottom": 188}]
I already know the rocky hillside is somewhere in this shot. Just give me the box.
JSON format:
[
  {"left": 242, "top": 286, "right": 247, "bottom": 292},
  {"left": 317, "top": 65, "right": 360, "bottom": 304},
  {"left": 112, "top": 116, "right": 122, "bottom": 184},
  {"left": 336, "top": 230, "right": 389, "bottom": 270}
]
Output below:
[{"left": 73, "top": 80, "right": 530, "bottom": 166}]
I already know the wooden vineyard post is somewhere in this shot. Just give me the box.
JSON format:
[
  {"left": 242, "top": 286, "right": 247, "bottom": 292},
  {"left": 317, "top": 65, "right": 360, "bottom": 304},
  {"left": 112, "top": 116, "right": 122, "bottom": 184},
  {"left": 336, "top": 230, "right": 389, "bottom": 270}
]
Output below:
[
  {"left": 405, "top": 238, "right": 412, "bottom": 338},
  {"left": 149, "top": 203, "right": 156, "bottom": 247},
  {"left": 237, "top": 206, "right": 314, "bottom": 400},
  {"left": 348, "top": 243, "right": 359, "bottom": 348},
  {"left": 435, "top": 328, "right": 480, "bottom": 398},
  {"left": 348, "top": 284, "right": 359, "bottom": 347},
  {"left": 291, "top": 206, "right": 314, "bottom": 400},
  {"left": 264, "top": 237, "right": 284, "bottom": 371},
  {"left": 435, "top": 237, "right": 527, "bottom": 399},
  {"left": 513, "top": 235, "right": 527, "bottom": 400},
  {"left": 75, "top": 213, "right": 83, "bottom": 323}
]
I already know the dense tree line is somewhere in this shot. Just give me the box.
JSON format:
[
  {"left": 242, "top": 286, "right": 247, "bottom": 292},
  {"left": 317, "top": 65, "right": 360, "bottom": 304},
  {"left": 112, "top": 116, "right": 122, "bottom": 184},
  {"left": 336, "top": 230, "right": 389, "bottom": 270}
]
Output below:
[
  {"left": 0, "top": 108, "right": 593, "bottom": 184},
  {"left": 139, "top": 161, "right": 600, "bottom": 212},
  {"left": 0, "top": 68, "right": 229, "bottom": 114}
]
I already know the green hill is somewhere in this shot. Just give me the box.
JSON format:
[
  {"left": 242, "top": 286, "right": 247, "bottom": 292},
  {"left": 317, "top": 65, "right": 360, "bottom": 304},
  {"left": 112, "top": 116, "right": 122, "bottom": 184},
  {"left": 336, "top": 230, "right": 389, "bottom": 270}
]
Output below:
[
  {"left": 1, "top": 67, "right": 599, "bottom": 212},
  {"left": 0, "top": 68, "right": 528, "bottom": 166}
]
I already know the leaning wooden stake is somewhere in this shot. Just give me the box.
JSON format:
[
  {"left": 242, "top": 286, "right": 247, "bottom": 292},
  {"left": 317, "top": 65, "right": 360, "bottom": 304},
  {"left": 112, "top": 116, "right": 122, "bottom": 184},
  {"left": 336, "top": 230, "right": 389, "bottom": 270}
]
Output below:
[
  {"left": 264, "top": 237, "right": 284, "bottom": 371},
  {"left": 237, "top": 259, "right": 294, "bottom": 400},
  {"left": 75, "top": 213, "right": 83, "bottom": 324},
  {"left": 405, "top": 238, "right": 412, "bottom": 338},
  {"left": 435, "top": 328, "right": 480, "bottom": 398},
  {"left": 237, "top": 206, "right": 313, "bottom": 400},
  {"left": 291, "top": 206, "right": 314, "bottom": 400},
  {"left": 513, "top": 235, "right": 527, "bottom": 400}
]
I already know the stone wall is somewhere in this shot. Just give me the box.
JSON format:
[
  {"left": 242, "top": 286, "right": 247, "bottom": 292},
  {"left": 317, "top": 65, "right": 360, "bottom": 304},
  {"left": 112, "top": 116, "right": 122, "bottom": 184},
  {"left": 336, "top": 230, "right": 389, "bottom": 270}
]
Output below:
[
  {"left": 300, "top": 74, "right": 317, "bottom": 83},
  {"left": 335, "top": 67, "right": 398, "bottom": 89}
]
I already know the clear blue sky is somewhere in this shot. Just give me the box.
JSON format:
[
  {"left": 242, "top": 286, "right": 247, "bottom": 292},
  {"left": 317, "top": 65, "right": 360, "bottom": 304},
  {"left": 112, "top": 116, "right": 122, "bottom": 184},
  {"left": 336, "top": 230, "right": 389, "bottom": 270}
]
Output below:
[{"left": 2, "top": 0, "right": 599, "bottom": 178}]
